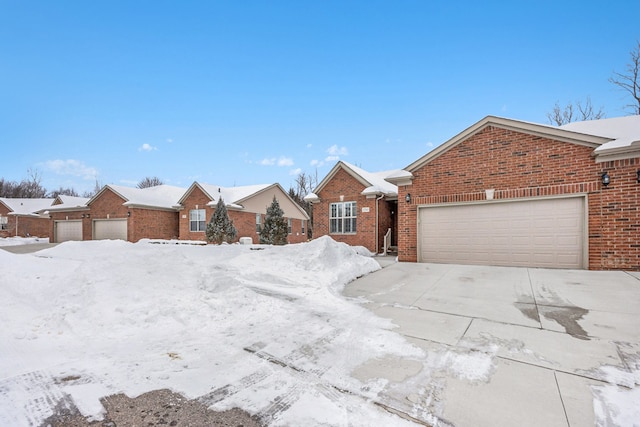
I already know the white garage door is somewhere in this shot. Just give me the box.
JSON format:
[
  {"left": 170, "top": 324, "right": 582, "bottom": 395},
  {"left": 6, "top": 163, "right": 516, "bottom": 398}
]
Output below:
[
  {"left": 418, "top": 197, "right": 585, "bottom": 268},
  {"left": 93, "top": 219, "right": 128, "bottom": 240},
  {"left": 55, "top": 220, "right": 83, "bottom": 243}
]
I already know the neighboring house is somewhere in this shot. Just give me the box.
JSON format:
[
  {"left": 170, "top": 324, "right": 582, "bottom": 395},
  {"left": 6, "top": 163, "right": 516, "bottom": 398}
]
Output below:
[
  {"left": 384, "top": 115, "right": 640, "bottom": 270},
  {"left": 0, "top": 198, "right": 54, "bottom": 238},
  {"left": 178, "top": 182, "right": 310, "bottom": 244},
  {"left": 305, "top": 161, "right": 401, "bottom": 254},
  {"left": 46, "top": 185, "right": 184, "bottom": 243}
]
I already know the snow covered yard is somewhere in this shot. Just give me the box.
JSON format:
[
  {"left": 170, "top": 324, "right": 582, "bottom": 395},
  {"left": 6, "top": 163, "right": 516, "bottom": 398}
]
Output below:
[{"left": 1, "top": 236, "right": 437, "bottom": 426}]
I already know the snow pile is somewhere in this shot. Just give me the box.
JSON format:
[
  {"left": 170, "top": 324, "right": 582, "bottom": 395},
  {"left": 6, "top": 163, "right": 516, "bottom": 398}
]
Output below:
[
  {"left": 592, "top": 353, "right": 640, "bottom": 426},
  {"left": 0, "top": 236, "right": 49, "bottom": 246},
  {"left": 0, "top": 236, "right": 426, "bottom": 426}
]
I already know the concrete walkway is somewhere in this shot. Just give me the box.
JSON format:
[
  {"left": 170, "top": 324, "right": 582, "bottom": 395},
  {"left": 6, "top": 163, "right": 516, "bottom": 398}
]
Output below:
[{"left": 345, "top": 261, "right": 640, "bottom": 426}]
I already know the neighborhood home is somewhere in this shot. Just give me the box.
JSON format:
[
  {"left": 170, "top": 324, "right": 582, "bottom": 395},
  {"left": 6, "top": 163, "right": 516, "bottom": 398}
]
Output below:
[
  {"left": 44, "top": 182, "right": 309, "bottom": 245},
  {"left": 178, "top": 182, "right": 310, "bottom": 244},
  {"left": 46, "top": 185, "right": 183, "bottom": 243},
  {"left": 0, "top": 197, "right": 55, "bottom": 238},
  {"left": 305, "top": 161, "right": 401, "bottom": 254},
  {"left": 312, "top": 115, "right": 640, "bottom": 271}
]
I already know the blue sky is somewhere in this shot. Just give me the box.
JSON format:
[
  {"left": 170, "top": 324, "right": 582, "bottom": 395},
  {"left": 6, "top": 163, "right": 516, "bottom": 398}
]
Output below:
[{"left": 1, "top": 1, "right": 638, "bottom": 195}]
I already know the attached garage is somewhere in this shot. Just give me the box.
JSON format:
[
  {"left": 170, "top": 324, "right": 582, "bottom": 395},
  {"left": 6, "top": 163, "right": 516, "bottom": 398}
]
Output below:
[
  {"left": 54, "top": 220, "right": 83, "bottom": 243},
  {"left": 93, "top": 219, "right": 128, "bottom": 240},
  {"left": 418, "top": 196, "right": 586, "bottom": 269}
]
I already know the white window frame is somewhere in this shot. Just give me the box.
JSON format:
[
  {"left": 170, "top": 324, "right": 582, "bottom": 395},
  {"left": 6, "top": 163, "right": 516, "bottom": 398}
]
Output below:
[
  {"left": 330, "top": 201, "right": 357, "bottom": 234},
  {"left": 256, "top": 213, "right": 262, "bottom": 233},
  {"left": 301, "top": 220, "right": 305, "bottom": 235},
  {"left": 190, "top": 209, "right": 206, "bottom": 232},
  {"left": 0, "top": 216, "right": 8, "bottom": 230},
  {"left": 288, "top": 218, "right": 292, "bottom": 234}
]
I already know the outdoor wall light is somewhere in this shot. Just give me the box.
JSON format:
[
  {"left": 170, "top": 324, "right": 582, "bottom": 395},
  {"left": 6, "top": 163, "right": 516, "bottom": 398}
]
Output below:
[
  {"left": 637, "top": 170, "right": 640, "bottom": 183},
  {"left": 601, "top": 172, "right": 610, "bottom": 187},
  {"left": 86, "top": 214, "right": 90, "bottom": 218},
  {"left": 127, "top": 211, "right": 131, "bottom": 217},
  {"left": 81, "top": 214, "right": 85, "bottom": 218},
  {"left": 405, "top": 193, "right": 411, "bottom": 203}
]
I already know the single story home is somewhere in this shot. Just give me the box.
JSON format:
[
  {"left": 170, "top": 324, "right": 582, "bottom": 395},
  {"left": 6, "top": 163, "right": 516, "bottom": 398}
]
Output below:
[
  {"left": 311, "top": 115, "right": 640, "bottom": 271},
  {"left": 45, "top": 182, "right": 309, "bottom": 244},
  {"left": 178, "top": 182, "right": 310, "bottom": 244},
  {"left": 0, "top": 197, "right": 55, "bottom": 238},
  {"left": 304, "top": 161, "right": 401, "bottom": 254}
]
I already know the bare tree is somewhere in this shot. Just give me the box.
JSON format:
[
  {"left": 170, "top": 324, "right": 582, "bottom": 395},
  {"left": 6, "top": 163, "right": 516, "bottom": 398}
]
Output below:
[
  {"left": 547, "top": 97, "right": 605, "bottom": 125},
  {"left": 82, "top": 179, "right": 102, "bottom": 198},
  {"left": 137, "top": 176, "right": 164, "bottom": 189},
  {"left": 288, "top": 171, "right": 318, "bottom": 238},
  {"left": 609, "top": 41, "right": 640, "bottom": 115},
  {"left": 48, "top": 187, "right": 80, "bottom": 198}
]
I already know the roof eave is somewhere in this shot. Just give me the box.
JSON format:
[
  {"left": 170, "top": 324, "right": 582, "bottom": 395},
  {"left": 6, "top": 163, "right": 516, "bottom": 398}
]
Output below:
[{"left": 405, "top": 116, "right": 611, "bottom": 172}]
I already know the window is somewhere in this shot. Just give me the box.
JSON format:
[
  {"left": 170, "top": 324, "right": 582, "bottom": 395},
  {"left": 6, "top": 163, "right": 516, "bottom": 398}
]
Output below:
[
  {"left": 0, "top": 216, "right": 7, "bottom": 231},
  {"left": 301, "top": 220, "right": 305, "bottom": 235},
  {"left": 256, "top": 213, "right": 262, "bottom": 233},
  {"left": 190, "top": 209, "right": 206, "bottom": 232},
  {"left": 330, "top": 201, "right": 356, "bottom": 234},
  {"left": 288, "top": 218, "right": 292, "bottom": 234}
]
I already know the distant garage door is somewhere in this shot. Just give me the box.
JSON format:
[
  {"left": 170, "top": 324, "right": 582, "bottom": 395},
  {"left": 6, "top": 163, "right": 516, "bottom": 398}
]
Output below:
[
  {"left": 418, "top": 196, "right": 585, "bottom": 269},
  {"left": 54, "top": 220, "right": 83, "bottom": 243},
  {"left": 93, "top": 219, "right": 128, "bottom": 240}
]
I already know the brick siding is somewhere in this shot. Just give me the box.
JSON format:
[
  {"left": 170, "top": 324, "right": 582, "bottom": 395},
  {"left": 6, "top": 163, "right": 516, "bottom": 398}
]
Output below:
[
  {"left": 398, "top": 125, "right": 640, "bottom": 270},
  {"left": 315, "top": 168, "right": 394, "bottom": 253}
]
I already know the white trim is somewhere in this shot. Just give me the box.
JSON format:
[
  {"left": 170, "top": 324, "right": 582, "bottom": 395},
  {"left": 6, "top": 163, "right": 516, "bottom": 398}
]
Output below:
[{"left": 416, "top": 194, "right": 588, "bottom": 268}]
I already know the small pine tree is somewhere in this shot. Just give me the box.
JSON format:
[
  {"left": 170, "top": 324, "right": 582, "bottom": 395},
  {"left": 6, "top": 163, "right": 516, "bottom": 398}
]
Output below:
[
  {"left": 206, "top": 197, "right": 238, "bottom": 244},
  {"left": 259, "top": 196, "right": 288, "bottom": 245}
]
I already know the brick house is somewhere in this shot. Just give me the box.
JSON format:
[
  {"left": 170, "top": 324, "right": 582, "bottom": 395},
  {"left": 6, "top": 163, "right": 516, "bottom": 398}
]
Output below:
[
  {"left": 178, "top": 182, "right": 310, "bottom": 244},
  {"left": 305, "top": 161, "right": 400, "bottom": 254},
  {"left": 0, "top": 198, "right": 54, "bottom": 238},
  {"left": 46, "top": 185, "right": 184, "bottom": 243},
  {"left": 310, "top": 116, "right": 640, "bottom": 270},
  {"left": 385, "top": 115, "right": 640, "bottom": 270}
]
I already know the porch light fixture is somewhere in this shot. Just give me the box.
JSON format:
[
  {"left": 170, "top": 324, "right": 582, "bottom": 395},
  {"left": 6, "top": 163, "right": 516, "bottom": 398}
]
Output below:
[
  {"left": 405, "top": 193, "right": 411, "bottom": 203},
  {"left": 637, "top": 170, "right": 640, "bottom": 183},
  {"left": 601, "top": 172, "right": 610, "bottom": 187},
  {"left": 127, "top": 211, "right": 131, "bottom": 217},
  {"left": 81, "top": 214, "right": 85, "bottom": 218},
  {"left": 86, "top": 213, "right": 90, "bottom": 218}
]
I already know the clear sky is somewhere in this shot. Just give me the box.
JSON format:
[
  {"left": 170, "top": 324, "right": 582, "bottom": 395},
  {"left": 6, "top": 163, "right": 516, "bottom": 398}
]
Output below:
[{"left": 1, "top": 1, "right": 638, "bottom": 195}]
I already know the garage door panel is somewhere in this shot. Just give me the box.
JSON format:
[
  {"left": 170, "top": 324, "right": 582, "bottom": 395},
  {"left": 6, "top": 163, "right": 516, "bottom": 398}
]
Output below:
[
  {"left": 419, "top": 197, "right": 585, "bottom": 268},
  {"left": 55, "top": 221, "right": 82, "bottom": 243},
  {"left": 94, "top": 219, "right": 128, "bottom": 240}
]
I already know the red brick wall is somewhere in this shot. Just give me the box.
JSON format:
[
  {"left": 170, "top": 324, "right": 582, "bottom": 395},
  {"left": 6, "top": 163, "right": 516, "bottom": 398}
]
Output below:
[
  {"left": 0, "top": 204, "right": 51, "bottom": 239},
  {"left": 129, "top": 208, "right": 179, "bottom": 242},
  {"left": 179, "top": 187, "right": 308, "bottom": 244},
  {"left": 314, "top": 168, "right": 393, "bottom": 253},
  {"left": 49, "top": 211, "right": 91, "bottom": 241},
  {"left": 399, "top": 125, "right": 640, "bottom": 270},
  {"left": 89, "top": 189, "right": 130, "bottom": 239},
  {"left": 0, "top": 204, "right": 14, "bottom": 238}
]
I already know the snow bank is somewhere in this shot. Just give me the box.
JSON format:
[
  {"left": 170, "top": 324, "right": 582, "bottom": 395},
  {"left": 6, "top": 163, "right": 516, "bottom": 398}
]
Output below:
[
  {"left": 0, "top": 236, "right": 49, "bottom": 246},
  {"left": 0, "top": 236, "right": 419, "bottom": 426}
]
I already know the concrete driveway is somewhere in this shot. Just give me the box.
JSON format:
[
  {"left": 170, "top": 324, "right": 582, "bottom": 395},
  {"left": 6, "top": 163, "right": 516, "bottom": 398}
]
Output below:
[{"left": 344, "top": 262, "right": 640, "bottom": 426}]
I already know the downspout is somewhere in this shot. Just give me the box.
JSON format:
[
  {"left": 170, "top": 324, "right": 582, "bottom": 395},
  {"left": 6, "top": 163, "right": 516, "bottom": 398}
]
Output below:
[
  {"left": 15, "top": 215, "right": 18, "bottom": 237},
  {"left": 375, "top": 194, "right": 384, "bottom": 254}
]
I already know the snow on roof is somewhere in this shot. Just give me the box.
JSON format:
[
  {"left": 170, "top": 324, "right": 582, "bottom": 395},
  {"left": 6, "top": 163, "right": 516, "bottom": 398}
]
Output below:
[
  {"left": 56, "top": 195, "right": 90, "bottom": 207},
  {"left": 196, "top": 183, "right": 272, "bottom": 207},
  {"left": 560, "top": 115, "right": 640, "bottom": 154},
  {"left": 105, "top": 185, "right": 187, "bottom": 210},
  {"left": 340, "top": 161, "right": 400, "bottom": 196},
  {"left": 0, "top": 198, "right": 55, "bottom": 216}
]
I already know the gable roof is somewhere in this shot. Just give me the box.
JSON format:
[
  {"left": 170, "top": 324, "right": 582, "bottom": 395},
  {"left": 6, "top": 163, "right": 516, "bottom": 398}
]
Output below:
[
  {"left": 88, "top": 184, "right": 186, "bottom": 210},
  {"left": 0, "top": 198, "right": 55, "bottom": 216},
  {"left": 560, "top": 115, "right": 640, "bottom": 162},
  {"left": 179, "top": 182, "right": 309, "bottom": 218},
  {"left": 305, "top": 161, "right": 399, "bottom": 202},
  {"left": 400, "top": 116, "right": 610, "bottom": 176},
  {"left": 55, "top": 195, "right": 90, "bottom": 207}
]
